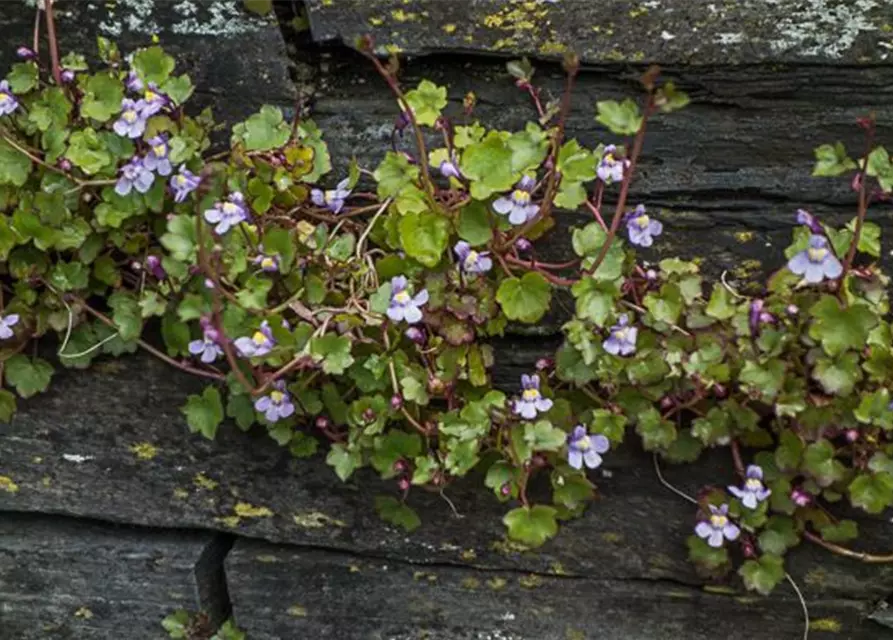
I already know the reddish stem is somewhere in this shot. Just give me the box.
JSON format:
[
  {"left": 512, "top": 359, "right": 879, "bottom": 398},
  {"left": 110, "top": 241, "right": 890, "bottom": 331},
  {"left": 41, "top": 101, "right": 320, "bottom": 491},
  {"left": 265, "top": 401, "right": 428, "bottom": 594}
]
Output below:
[
  {"left": 44, "top": 0, "right": 63, "bottom": 87},
  {"left": 804, "top": 530, "right": 893, "bottom": 563},
  {"left": 841, "top": 118, "right": 877, "bottom": 286}
]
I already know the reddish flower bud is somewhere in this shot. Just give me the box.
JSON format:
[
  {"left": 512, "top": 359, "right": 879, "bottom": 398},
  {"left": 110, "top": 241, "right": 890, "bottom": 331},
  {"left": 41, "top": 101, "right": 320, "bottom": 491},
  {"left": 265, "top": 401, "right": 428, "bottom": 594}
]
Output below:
[
  {"left": 500, "top": 483, "right": 511, "bottom": 496},
  {"left": 58, "top": 158, "right": 72, "bottom": 172},
  {"left": 393, "top": 459, "right": 408, "bottom": 473},
  {"left": 397, "top": 478, "right": 411, "bottom": 492},
  {"left": 362, "top": 408, "right": 377, "bottom": 423},
  {"left": 845, "top": 429, "right": 859, "bottom": 443},
  {"left": 405, "top": 327, "right": 426, "bottom": 345},
  {"left": 315, "top": 416, "right": 331, "bottom": 430},
  {"left": 660, "top": 396, "right": 675, "bottom": 410},
  {"left": 535, "top": 358, "right": 554, "bottom": 371},
  {"left": 515, "top": 238, "right": 532, "bottom": 252},
  {"left": 391, "top": 394, "right": 403, "bottom": 410},
  {"left": 741, "top": 539, "right": 756, "bottom": 558},
  {"left": 713, "top": 384, "right": 728, "bottom": 399}
]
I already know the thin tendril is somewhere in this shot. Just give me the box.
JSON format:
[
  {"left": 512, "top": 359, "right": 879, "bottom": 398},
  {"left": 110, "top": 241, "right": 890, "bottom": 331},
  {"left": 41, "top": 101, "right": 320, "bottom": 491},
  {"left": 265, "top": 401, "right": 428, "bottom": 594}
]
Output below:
[
  {"left": 652, "top": 453, "right": 697, "bottom": 505},
  {"left": 440, "top": 489, "right": 464, "bottom": 519},
  {"left": 59, "top": 333, "right": 119, "bottom": 359},
  {"left": 785, "top": 572, "right": 810, "bottom": 640}
]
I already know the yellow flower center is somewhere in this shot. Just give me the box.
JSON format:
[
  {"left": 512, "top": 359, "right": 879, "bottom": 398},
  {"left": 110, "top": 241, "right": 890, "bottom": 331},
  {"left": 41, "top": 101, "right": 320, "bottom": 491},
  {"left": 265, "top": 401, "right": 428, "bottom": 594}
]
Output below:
[
  {"left": 325, "top": 189, "right": 337, "bottom": 200},
  {"left": 394, "top": 290, "right": 411, "bottom": 304},
  {"left": 513, "top": 189, "right": 531, "bottom": 205},
  {"left": 145, "top": 90, "right": 158, "bottom": 101},
  {"left": 808, "top": 247, "right": 827, "bottom": 262},
  {"left": 252, "top": 331, "right": 267, "bottom": 345},
  {"left": 222, "top": 202, "right": 240, "bottom": 216},
  {"left": 153, "top": 144, "right": 166, "bottom": 156},
  {"left": 467, "top": 250, "right": 479, "bottom": 264},
  {"left": 175, "top": 175, "right": 187, "bottom": 186},
  {"left": 710, "top": 514, "right": 728, "bottom": 528},
  {"left": 123, "top": 110, "right": 137, "bottom": 122},
  {"left": 614, "top": 327, "right": 629, "bottom": 341},
  {"left": 745, "top": 478, "right": 763, "bottom": 491},
  {"left": 634, "top": 214, "right": 650, "bottom": 229},
  {"left": 261, "top": 257, "right": 276, "bottom": 269},
  {"left": 522, "top": 388, "right": 540, "bottom": 401},
  {"left": 604, "top": 153, "right": 614, "bottom": 163},
  {"left": 0, "top": 94, "right": 8, "bottom": 103},
  {"left": 270, "top": 390, "right": 284, "bottom": 404},
  {"left": 576, "top": 435, "right": 591, "bottom": 450}
]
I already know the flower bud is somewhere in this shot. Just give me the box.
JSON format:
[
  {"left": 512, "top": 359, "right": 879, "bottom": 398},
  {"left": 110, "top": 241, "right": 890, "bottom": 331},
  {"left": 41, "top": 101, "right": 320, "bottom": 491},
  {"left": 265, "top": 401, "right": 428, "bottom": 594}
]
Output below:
[
  {"left": 500, "top": 483, "right": 511, "bottom": 496},
  {"left": 535, "top": 358, "right": 554, "bottom": 371},
  {"left": 427, "top": 376, "right": 446, "bottom": 395},
  {"left": 393, "top": 459, "right": 408, "bottom": 473},
  {"left": 515, "top": 238, "right": 532, "bottom": 252},
  {"left": 713, "top": 384, "right": 728, "bottom": 399},
  {"left": 845, "top": 429, "right": 859, "bottom": 443},
  {"left": 315, "top": 416, "right": 331, "bottom": 430},
  {"left": 741, "top": 539, "right": 756, "bottom": 558},
  {"left": 659, "top": 396, "right": 674, "bottom": 410},
  {"left": 645, "top": 269, "right": 658, "bottom": 281},
  {"left": 390, "top": 394, "right": 403, "bottom": 410},
  {"left": 397, "top": 477, "right": 411, "bottom": 491},
  {"left": 16, "top": 46, "right": 36, "bottom": 60},
  {"left": 786, "top": 304, "right": 799, "bottom": 316},
  {"left": 405, "top": 327, "right": 426, "bottom": 345},
  {"left": 58, "top": 158, "right": 72, "bottom": 172},
  {"left": 362, "top": 407, "right": 377, "bottom": 423},
  {"left": 791, "top": 488, "right": 811, "bottom": 507},
  {"left": 61, "top": 69, "right": 75, "bottom": 84}
]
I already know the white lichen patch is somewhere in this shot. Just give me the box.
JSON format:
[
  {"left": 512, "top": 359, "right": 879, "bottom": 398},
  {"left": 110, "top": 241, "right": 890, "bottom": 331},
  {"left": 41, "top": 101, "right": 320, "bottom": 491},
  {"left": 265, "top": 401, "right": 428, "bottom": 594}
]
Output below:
[
  {"left": 760, "top": 0, "right": 886, "bottom": 58},
  {"left": 95, "top": 0, "right": 272, "bottom": 39}
]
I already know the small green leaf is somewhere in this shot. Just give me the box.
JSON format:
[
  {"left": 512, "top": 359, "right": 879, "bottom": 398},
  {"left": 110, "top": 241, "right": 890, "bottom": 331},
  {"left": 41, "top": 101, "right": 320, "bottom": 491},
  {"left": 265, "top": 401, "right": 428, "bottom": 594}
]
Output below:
[
  {"left": 404, "top": 79, "right": 447, "bottom": 127},
  {"left": 231, "top": 105, "right": 290, "bottom": 151},
  {"left": 374, "top": 495, "right": 421, "bottom": 532},
  {"left": 819, "top": 519, "right": 858, "bottom": 543},
  {"left": 812, "top": 142, "right": 857, "bottom": 177},
  {"left": 327, "top": 443, "right": 361, "bottom": 481},
  {"left": 503, "top": 505, "right": 558, "bottom": 547},
  {"left": 132, "top": 46, "right": 176, "bottom": 85},
  {"left": 523, "top": 420, "right": 566, "bottom": 452},
  {"left": 108, "top": 291, "right": 142, "bottom": 341},
  {"left": 457, "top": 201, "right": 493, "bottom": 245},
  {"left": 161, "top": 610, "right": 190, "bottom": 638},
  {"left": 0, "top": 139, "right": 32, "bottom": 187},
  {"left": 848, "top": 472, "right": 893, "bottom": 514},
  {"left": 705, "top": 283, "right": 737, "bottom": 320},
  {"left": 181, "top": 386, "right": 224, "bottom": 439},
  {"left": 739, "top": 554, "right": 785, "bottom": 596},
  {"left": 79, "top": 72, "right": 124, "bottom": 122},
  {"left": 809, "top": 295, "right": 877, "bottom": 357},
  {"left": 460, "top": 132, "right": 516, "bottom": 200},
  {"left": 0, "top": 389, "right": 16, "bottom": 422},
  {"left": 635, "top": 407, "right": 676, "bottom": 451},
  {"left": 399, "top": 211, "right": 449, "bottom": 267},
  {"left": 6, "top": 62, "right": 38, "bottom": 93},
  {"left": 595, "top": 98, "right": 643, "bottom": 136},
  {"left": 497, "top": 272, "right": 552, "bottom": 323},
  {"left": 5, "top": 355, "right": 53, "bottom": 399},
  {"left": 310, "top": 334, "right": 354, "bottom": 375},
  {"left": 226, "top": 392, "right": 256, "bottom": 431}
]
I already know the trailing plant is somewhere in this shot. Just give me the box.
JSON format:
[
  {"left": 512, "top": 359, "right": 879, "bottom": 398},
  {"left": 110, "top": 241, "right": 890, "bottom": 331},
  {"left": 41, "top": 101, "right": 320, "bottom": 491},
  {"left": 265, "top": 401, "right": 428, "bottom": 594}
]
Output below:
[
  {"left": 162, "top": 610, "right": 245, "bottom": 640},
  {"left": 3, "top": 5, "right": 893, "bottom": 604}
]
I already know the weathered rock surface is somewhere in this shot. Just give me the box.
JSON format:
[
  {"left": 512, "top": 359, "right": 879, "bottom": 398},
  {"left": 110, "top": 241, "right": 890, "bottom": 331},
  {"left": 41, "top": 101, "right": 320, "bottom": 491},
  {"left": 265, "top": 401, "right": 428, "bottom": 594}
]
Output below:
[{"left": 0, "top": 512, "right": 227, "bottom": 639}]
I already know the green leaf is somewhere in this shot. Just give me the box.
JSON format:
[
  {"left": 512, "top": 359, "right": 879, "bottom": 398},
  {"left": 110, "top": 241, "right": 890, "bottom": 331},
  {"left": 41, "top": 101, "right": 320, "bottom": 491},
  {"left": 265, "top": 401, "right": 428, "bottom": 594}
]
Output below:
[
  {"left": 161, "top": 74, "right": 194, "bottom": 106},
  {"left": 457, "top": 201, "right": 493, "bottom": 245},
  {"left": 460, "top": 132, "right": 517, "bottom": 200},
  {"left": 636, "top": 407, "right": 676, "bottom": 451},
  {"left": 803, "top": 439, "right": 845, "bottom": 487},
  {"left": 705, "top": 283, "right": 737, "bottom": 320},
  {"left": 819, "top": 519, "right": 858, "bottom": 543},
  {"left": 556, "top": 139, "right": 596, "bottom": 183},
  {"left": 571, "top": 223, "right": 625, "bottom": 280},
  {"left": 523, "top": 420, "right": 567, "bottom": 452},
  {"left": 848, "top": 472, "right": 893, "bottom": 514},
  {"left": 404, "top": 79, "right": 447, "bottom": 127},
  {"left": 0, "top": 389, "right": 16, "bottom": 423},
  {"left": 572, "top": 278, "right": 619, "bottom": 326},
  {"left": 809, "top": 295, "right": 877, "bottom": 357},
  {"left": 655, "top": 81, "right": 690, "bottom": 113},
  {"left": 371, "top": 430, "right": 422, "bottom": 478},
  {"left": 399, "top": 211, "right": 449, "bottom": 267},
  {"left": 775, "top": 430, "right": 804, "bottom": 470},
  {"left": 29, "top": 87, "right": 71, "bottom": 132},
  {"left": 310, "top": 334, "right": 354, "bottom": 375},
  {"left": 132, "top": 46, "right": 175, "bottom": 85},
  {"left": 739, "top": 359, "right": 785, "bottom": 400},
  {"left": 865, "top": 146, "right": 893, "bottom": 192},
  {"left": 225, "top": 391, "right": 256, "bottom": 431},
  {"left": 812, "top": 352, "right": 861, "bottom": 396},
  {"left": 161, "top": 314, "right": 190, "bottom": 357},
  {"left": 812, "top": 141, "right": 857, "bottom": 177},
  {"left": 596, "top": 98, "right": 643, "bottom": 136},
  {"left": 373, "top": 151, "right": 420, "bottom": 199},
  {"left": 5, "top": 356, "right": 53, "bottom": 399},
  {"left": 739, "top": 554, "right": 785, "bottom": 596},
  {"left": 231, "top": 105, "right": 290, "bottom": 151},
  {"left": 181, "top": 386, "right": 224, "bottom": 439},
  {"left": 6, "top": 62, "right": 38, "bottom": 93},
  {"left": 503, "top": 505, "right": 558, "bottom": 547},
  {"left": 758, "top": 516, "right": 799, "bottom": 555},
  {"left": 79, "top": 72, "right": 124, "bottom": 122},
  {"left": 589, "top": 409, "right": 627, "bottom": 445},
  {"left": 454, "top": 122, "right": 485, "bottom": 148},
  {"left": 108, "top": 291, "right": 142, "bottom": 341},
  {"left": 374, "top": 495, "right": 421, "bottom": 532},
  {"left": 644, "top": 283, "right": 683, "bottom": 325},
  {"left": 48, "top": 261, "right": 89, "bottom": 291},
  {"left": 686, "top": 535, "right": 729, "bottom": 570},
  {"left": 0, "top": 139, "right": 32, "bottom": 187},
  {"left": 496, "top": 272, "right": 551, "bottom": 323},
  {"left": 161, "top": 610, "right": 190, "bottom": 638},
  {"left": 508, "top": 122, "right": 549, "bottom": 173},
  {"left": 65, "top": 128, "right": 113, "bottom": 175}
]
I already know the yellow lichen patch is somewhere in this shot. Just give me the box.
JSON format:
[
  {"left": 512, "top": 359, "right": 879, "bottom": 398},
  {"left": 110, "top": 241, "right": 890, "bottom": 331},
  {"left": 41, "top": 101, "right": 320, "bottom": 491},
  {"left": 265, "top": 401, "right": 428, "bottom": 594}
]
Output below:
[
  {"left": 566, "top": 629, "right": 585, "bottom": 640},
  {"left": 391, "top": 9, "right": 418, "bottom": 22},
  {"left": 491, "top": 538, "right": 530, "bottom": 555},
  {"left": 193, "top": 473, "right": 219, "bottom": 491},
  {"left": 215, "top": 516, "right": 241, "bottom": 528},
  {"left": 460, "top": 549, "right": 477, "bottom": 561},
  {"left": 809, "top": 618, "right": 841, "bottom": 632},
  {"left": 349, "top": 564, "right": 361, "bottom": 573},
  {"left": 0, "top": 475, "right": 19, "bottom": 493},
  {"left": 234, "top": 502, "right": 273, "bottom": 518},
  {"left": 255, "top": 555, "right": 280, "bottom": 563},
  {"left": 173, "top": 488, "right": 189, "bottom": 500},
  {"left": 487, "top": 577, "right": 507, "bottom": 591},
  {"left": 368, "top": 16, "right": 384, "bottom": 26},
  {"left": 287, "top": 605, "right": 307, "bottom": 618},
  {"left": 703, "top": 585, "right": 737, "bottom": 595},
  {"left": 667, "top": 591, "right": 693, "bottom": 599},
  {"left": 293, "top": 511, "right": 346, "bottom": 529},
  {"left": 31, "top": 456, "right": 43, "bottom": 464},
  {"left": 321, "top": 0, "right": 333, "bottom": 6},
  {"left": 413, "top": 571, "right": 437, "bottom": 583},
  {"left": 74, "top": 607, "right": 93, "bottom": 619},
  {"left": 732, "top": 259, "right": 762, "bottom": 280},
  {"left": 629, "top": 6, "right": 649, "bottom": 18},
  {"left": 601, "top": 532, "right": 623, "bottom": 543},
  {"left": 443, "top": 23, "right": 457, "bottom": 34},
  {"left": 129, "top": 442, "right": 158, "bottom": 460},
  {"left": 41, "top": 476, "right": 51, "bottom": 488},
  {"left": 539, "top": 41, "right": 568, "bottom": 55},
  {"left": 549, "top": 562, "right": 567, "bottom": 575},
  {"left": 384, "top": 43, "right": 403, "bottom": 55},
  {"left": 735, "top": 231, "right": 755, "bottom": 243},
  {"left": 519, "top": 574, "right": 543, "bottom": 589},
  {"left": 461, "top": 577, "right": 480, "bottom": 590}
]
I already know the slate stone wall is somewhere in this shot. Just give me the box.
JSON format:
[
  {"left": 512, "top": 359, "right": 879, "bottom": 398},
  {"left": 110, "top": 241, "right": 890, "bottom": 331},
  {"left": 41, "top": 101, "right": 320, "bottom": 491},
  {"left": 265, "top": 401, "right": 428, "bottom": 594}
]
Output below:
[{"left": 1, "top": 1, "right": 893, "bottom": 638}]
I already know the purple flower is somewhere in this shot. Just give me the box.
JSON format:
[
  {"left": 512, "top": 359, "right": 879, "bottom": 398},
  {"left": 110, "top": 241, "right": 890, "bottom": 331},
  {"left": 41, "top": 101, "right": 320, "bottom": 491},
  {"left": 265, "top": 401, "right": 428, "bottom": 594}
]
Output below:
[
  {"left": 311, "top": 178, "right": 351, "bottom": 214},
  {"left": 146, "top": 255, "right": 166, "bottom": 280},
  {"left": 170, "top": 166, "right": 200, "bottom": 203},
  {"left": 791, "top": 488, "right": 812, "bottom": 507},
  {"left": 140, "top": 83, "right": 168, "bottom": 117},
  {"left": 125, "top": 71, "right": 143, "bottom": 93},
  {"left": 515, "top": 238, "right": 532, "bottom": 252},
  {"left": 386, "top": 276, "right": 428, "bottom": 324},
  {"left": 512, "top": 374, "right": 553, "bottom": 419},
  {"left": 787, "top": 234, "right": 842, "bottom": 284},
  {"left": 748, "top": 299, "right": 764, "bottom": 335},
  {"left": 597, "top": 145, "right": 628, "bottom": 184},
  {"left": 567, "top": 425, "right": 609, "bottom": 470},
  {"left": 16, "top": 46, "right": 36, "bottom": 61},
  {"left": 113, "top": 98, "right": 148, "bottom": 138},
  {"left": 493, "top": 175, "right": 539, "bottom": 225},
  {"left": 204, "top": 192, "right": 248, "bottom": 235},
  {"left": 60, "top": 69, "right": 75, "bottom": 84},
  {"left": 188, "top": 326, "right": 223, "bottom": 364},
  {"left": 253, "top": 250, "right": 280, "bottom": 273},
  {"left": 0, "top": 81, "right": 19, "bottom": 117},
  {"left": 440, "top": 152, "right": 462, "bottom": 179},
  {"left": 728, "top": 465, "right": 771, "bottom": 510},
  {"left": 795, "top": 209, "right": 824, "bottom": 235},
  {"left": 115, "top": 157, "right": 155, "bottom": 196},
  {"left": 625, "top": 205, "right": 662, "bottom": 247},
  {"left": 405, "top": 326, "right": 426, "bottom": 345},
  {"left": 234, "top": 320, "right": 276, "bottom": 358},
  {"left": 144, "top": 134, "right": 173, "bottom": 176},
  {"left": 0, "top": 313, "right": 19, "bottom": 340},
  {"left": 695, "top": 504, "right": 740, "bottom": 548},
  {"left": 254, "top": 381, "right": 295, "bottom": 423},
  {"left": 453, "top": 241, "right": 492, "bottom": 274},
  {"left": 603, "top": 314, "right": 637, "bottom": 356}
]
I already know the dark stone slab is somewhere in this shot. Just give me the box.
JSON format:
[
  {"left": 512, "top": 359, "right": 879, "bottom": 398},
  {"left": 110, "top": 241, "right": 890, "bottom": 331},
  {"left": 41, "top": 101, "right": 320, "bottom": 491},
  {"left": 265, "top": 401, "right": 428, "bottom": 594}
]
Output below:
[
  {"left": 0, "top": 512, "right": 226, "bottom": 639},
  {"left": 0, "top": 0, "right": 296, "bottom": 124},
  {"left": 225, "top": 538, "right": 887, "bottom": 640},
  {"left": 304, "top": 0, "right": 893, "bottom": 65},
  {"left": 1, "top": 353, "right": 892, "bottom": 623}
]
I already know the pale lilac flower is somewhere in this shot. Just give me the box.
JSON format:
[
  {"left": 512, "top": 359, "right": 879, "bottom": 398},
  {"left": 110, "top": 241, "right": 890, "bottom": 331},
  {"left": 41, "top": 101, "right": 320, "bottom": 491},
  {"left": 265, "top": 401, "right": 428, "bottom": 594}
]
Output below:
[
  {"left": 140, "top": 83, "right": 167, "bottom": 117},
  {"left": 144, "top": 134, "right": 173, "bottom": 176},
  {"left": 567, "top": 425, "right": 609, "bottom": 470},
  {"left": 204, "top": 192, "right": 248, "bottom": 235},
  {"left": 749, "top": 299, "right": 764, "bottom": 335},
  {"left": 791, "top": 488, "right": 812, "bottom": 507},
  {"left": 170, "top": 167, "right": 200, "bottom": 203},
  {"left": 625, "top": 204, "right": 662, "bottom": 247},
  {"left": 234, "top": 320, "right": 275, "bottom": 358},
  {"left": 597, "top": 145, "right": 628, "bottom": 183},
  {"left": 440, "top": 152, "right": 461, "bottom": 179},
  {"left": 386, "top": 276, "right": 428, "bottom": 324},
  {"left": 728, "top": 465, "right": 771, "bottom": 510},
  {"left": 146, "top": 255, "right": 166, "bottom": 280},
  {"left": 0, "top": 81, "right": 19, "bottom": 117},
  {"left": 512, "top": 374, "right": 553, "bottom": 419},
  {"left": 311, "top": 178, "right": 351, "bottom": 214},
  {"left": 405, "top": 326, "right": 426, "bottom": 345},
  {"left": 603, "top": 314, "right": 637, "bottom": 356},
  {"left": 0, "top": 314, "right": 19, "bottom": 340},
  {"left": 16, "top": 46, "right": 36, "bottom": 61},
  {"left": 113, "top": 98, "right": 147, "bottom": 138},
  {"left": 188, "top": 325, "right": 223, "bottom": 364},
  {"left": 453, "top": 241, "right": 492, "bottom": 274},
  {"left": 787, "top": 234, "right": 842, "bottom": 284},
  {"left": 115, "top": 157, "right": 155, "bottom": 196},
  {"left": 493, "top": 175, "right": 539, "bottom": 225},
  {"left": 695, "top": 504, "right": 740, "bottom": 548},
  {"left": 254, "top": 381, "right": 295, "bottom": 423},
  {"left": 125, "top": 71, "right": 143, "bottom": 93},
  {"left": 253, "top": 250, "right": 280, "bottom": 273},
  {"left": 60, "top": 69, "right": 75, "bottom": 84},
  {"left": 795, "top": 209, "right": 823, "bottom": 234},
  {"left": 515, "top": 238, "right": 532, "bottom": 252}
]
